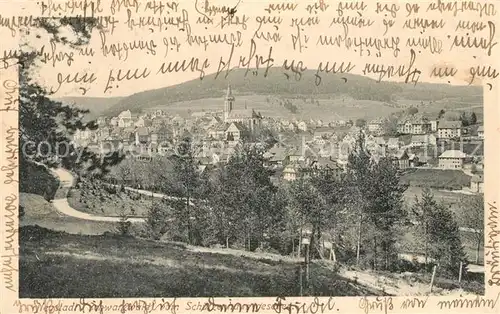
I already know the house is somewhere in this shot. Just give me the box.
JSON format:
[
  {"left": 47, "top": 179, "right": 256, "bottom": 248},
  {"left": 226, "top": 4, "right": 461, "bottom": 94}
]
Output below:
[
  {"left": 207, "top": 116, "right": 222, "bottom": 128},
  {"left": 96, "top": 127, "right": 110, "bottom": 140},
  {"left": 438, "top": 120, "right": 462, "bottom": 139},
  {"left": 97, "top": 116, "right": 109, "bottom": 126},
  {"left": 135, "top": 117, "right": 152, "bottom": 128},
  {"left": 118, "top": 117, "right": 133, "bottom": 128},
  {"left": 430, "top": 120, "right": 439, "bottom": 132},
  {"left": 225, "top": 122, "right": 248, "bottom": 142},
  {"left": 470, "top": 175, "right": 484, "bottom": 193},
  {"left": 286, "top": 147, "right": 303, "bottom": 164},
  {"left": 73, "top": 129, "right": 92, "bottom": 141},
  {"left": 282, "top": 162, "right": 305, "bottom": 181},
  {"left": 297, "top": 121, "right": 308, "bottom": 132},
  {"left": 191, "top": 111, "right": 207, "bottom": 118},
  {"left": 438, "top": 150, "right": 468, "bottom": 169},
  {"left": 367, "top": 119, "right": 385, "bottom": 134},
  {"left": 309, "top": 157, "right": 343, "bottom": 180},
  {"left": 313, "top": 127, "right": 334, "bottom": 145},
  {"left": 408, "top": 154, "right": 419, "bottom": 167},
  {"left": 118, "top": 110, "right": 132, "bottom": 119},
  {"left": 265, "top": 145, "right": 287, "bottom": 167},
  {"left": 397, "top": 116, "right": 431, "bottom": 134},
  {"left": 392, "top": 150, "right": 410, "bottom": 169},
  {"left": 155, "top": 126, "right": 174, "bottom": 143},
  {"left": 477, "top": 125, "right": 484, "bottom": 139},
  {"left": 110, "top": 117, "right": 119, "bottom": 126},
  {"left": 172, "top": 115, "right": 185, "bottom": 126},
  {"left": 411, "top": 134, "right": 437, "bottom": 147},
  {"left": 209, "top": 123, "right": 229, "bottom": 140},
  {"left": 387, "top": 137, "right": 400, "bottom": 150},
  {"left": 135, "top": 127, "right": 150, "bottom": 145}
]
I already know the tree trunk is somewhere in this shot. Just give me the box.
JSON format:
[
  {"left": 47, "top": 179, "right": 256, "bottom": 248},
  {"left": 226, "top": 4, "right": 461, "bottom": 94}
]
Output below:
[
  {"left": 186, "top": 194, "right": 191, "bottom": 245},
  {"left": 476, "top": 236, "right": 481, "bottom": 264},
  {"left": 424, "top": 223, "right": 428, "bottom": 268},
  {"left": 356, "top": 214, "right": 362, "bottom": 266},
  {"left": 384, "top": 241, "right": 389, "bottom": 270},
  {"left": 298, "top": 228, "right": 302, "bottom": 258},
  {"left": 373, "top": 236, "right": 377, "bottom": 271}
]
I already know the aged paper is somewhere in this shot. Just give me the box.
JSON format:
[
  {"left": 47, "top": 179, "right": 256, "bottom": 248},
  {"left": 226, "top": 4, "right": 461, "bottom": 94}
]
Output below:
[{"left": 1, "top": 0, "right": 499, "bottom": 313}]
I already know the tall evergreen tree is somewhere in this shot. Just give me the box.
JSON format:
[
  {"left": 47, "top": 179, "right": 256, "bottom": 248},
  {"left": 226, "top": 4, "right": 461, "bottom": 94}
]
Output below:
[
  {"left": 365, "top": 157, "right": 408, "bottom": 270},
  {"left": 209, "top": 144, "right": 275, "bottom": 249},
  {"left": 170, "top": 134, "right": 202, "bottom": 245},
  {"left": 411, "top": 187, "right": 437, "bottom": 267},
  {"left": 346, "top": 132, "right": 373, "bottom": 266},
  {"left": 427, "top": 204, "right": 467, "bottom": 277},
  {"left": 19, "top": 18, "right": 123, "bottom": 200}
]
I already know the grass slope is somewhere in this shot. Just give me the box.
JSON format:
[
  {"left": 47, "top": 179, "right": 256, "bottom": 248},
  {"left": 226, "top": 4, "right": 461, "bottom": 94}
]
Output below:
[
  {"left": 20, "top": 226, "right": 384, "bottom": 298},
  {"left": 104, "top": 69, "right": 482, "bottom": 117},
  {"left": 20, "top": 193, "right": 117, "bottom": 235}
]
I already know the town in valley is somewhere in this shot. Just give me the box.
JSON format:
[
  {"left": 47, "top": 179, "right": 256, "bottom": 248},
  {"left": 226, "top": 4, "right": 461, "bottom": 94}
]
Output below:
[{"left": 20, "top": 72, "right": 486, "bottom": 298}]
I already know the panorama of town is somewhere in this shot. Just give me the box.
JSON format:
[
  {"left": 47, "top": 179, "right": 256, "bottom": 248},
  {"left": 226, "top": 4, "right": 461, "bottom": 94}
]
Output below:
[
  {"left": 74, "top": 86, "right": 484, "bottom": 192},
  {"left": 21, "top": 84, "right": 485, "bottom": 298}
]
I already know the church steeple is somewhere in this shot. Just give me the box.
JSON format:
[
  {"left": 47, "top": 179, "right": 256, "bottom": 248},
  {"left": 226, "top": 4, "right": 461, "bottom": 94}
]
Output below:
[
  {"left": 224, "top": 85, "right": 235, "bottom": 122},
  {"left": 226, "top": 85, "right": 234, "bottom": 99}
]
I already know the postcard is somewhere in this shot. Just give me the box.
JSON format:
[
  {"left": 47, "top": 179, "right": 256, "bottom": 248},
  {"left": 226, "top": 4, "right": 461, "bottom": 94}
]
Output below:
[{"left": 1, "top": 0, "right": 499, "bottom": 313}]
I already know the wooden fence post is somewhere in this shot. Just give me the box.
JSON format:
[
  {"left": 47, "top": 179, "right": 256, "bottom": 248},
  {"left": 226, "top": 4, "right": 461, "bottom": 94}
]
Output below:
[
  {"left": 458, "top": 262, "right": 463, "bottom": 285},
  {"left": 430, "top": 265, "right": 437, "bottom": 293}
]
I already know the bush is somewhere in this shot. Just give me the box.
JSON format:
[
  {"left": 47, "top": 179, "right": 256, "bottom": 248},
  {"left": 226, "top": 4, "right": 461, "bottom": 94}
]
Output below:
[{"left": 116, "top": 215, "right": 132, "bottom": 236}]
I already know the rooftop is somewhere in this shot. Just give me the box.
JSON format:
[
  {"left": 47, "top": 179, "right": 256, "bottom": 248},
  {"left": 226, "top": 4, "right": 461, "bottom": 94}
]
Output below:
[
  {"left": 438, "top": 120, "right": 462, "bottom": 129},
  {"left": 439, "top": 150, "right": 468, "bottom": 158}
]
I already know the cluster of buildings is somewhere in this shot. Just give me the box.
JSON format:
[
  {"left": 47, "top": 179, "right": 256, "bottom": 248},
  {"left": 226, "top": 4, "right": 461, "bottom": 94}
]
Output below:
[{"left": 73, "top": 86, "right": 484, "bottom": 193}]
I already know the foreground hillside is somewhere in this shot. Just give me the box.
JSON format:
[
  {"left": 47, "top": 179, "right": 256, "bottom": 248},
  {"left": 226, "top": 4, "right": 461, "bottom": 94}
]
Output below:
[
  {"left": 20, "top": 225, "right": 383, "bottom": 298},
  {"left": 103, "top": 69, "right": 482, "bottom": 116}
]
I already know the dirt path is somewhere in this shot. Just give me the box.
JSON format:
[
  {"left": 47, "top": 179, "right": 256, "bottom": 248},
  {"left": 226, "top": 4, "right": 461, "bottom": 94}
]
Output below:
[{"left": 50, "top": 168, "right": 146, "bottom": 223}]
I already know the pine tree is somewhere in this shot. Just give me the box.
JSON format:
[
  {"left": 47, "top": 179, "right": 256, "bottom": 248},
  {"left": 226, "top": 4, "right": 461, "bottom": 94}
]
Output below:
[
  {"left": 427, "top": 204, "right": 467, "bottom": 277},
  {"left": 19, "top": 17, "right": 123, "bottom": 199},
  {"left": 470, "top": 112, "right": 477, "bottom": 125},
  {"left": 288, "top": 176, "right": 326, "bottom": 261},
  {"left": 412, "top": 188, "right": 439, "bottom": 268},
  {"left": 365, "top": 157, "right": 408, "bottom": 270},
  {"left": 146, "top": 199, "right": 172, "bottom": 240},
  {"left": 346, "top": 132, "right": 373, "bottom": 266},
  {"left": 170, "top": 134, "right": 203, "bottom": 245},
  {"left": 209, "top": 144, "right": 275, "bottom": 249}
]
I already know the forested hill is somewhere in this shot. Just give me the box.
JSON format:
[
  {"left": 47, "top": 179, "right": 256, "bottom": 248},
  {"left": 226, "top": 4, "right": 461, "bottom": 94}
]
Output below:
[{"left": 100, "top": 68, "right": 482, "bottom": 116}]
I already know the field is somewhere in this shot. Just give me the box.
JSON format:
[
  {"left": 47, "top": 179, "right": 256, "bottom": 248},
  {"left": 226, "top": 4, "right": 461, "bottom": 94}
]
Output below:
[
  {"left": 401, "top": 169, "right": 472, "bottom": 190},
  {"left": 150, "top": 95, "right": 405, "bottom": 122},
  {"left": 20, "top": 225, "right": 384, "bottom": 298}
]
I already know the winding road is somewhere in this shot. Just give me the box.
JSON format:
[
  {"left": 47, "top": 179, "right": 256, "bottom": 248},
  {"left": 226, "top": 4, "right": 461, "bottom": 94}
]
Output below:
[{"left": 52, "top": 168, "right": 147, "bottom": 223}]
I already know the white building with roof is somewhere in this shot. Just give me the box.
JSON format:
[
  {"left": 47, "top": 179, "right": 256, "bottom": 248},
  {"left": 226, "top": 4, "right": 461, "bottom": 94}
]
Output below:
[
  {"left": 477, "top": 125, "right": 484, "bottom": 139},
  {"left": 438, "top": 150, "right": 468, "bottom": 169}
]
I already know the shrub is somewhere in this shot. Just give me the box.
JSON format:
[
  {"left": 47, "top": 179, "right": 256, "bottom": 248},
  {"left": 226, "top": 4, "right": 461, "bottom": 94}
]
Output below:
[{"left": 116, "top": 214, "right": 132, "bottom": 236}]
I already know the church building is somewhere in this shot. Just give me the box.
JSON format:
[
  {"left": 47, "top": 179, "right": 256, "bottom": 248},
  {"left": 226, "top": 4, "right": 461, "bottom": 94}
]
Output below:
[{"left": 223, "top": 85, "right": 262, "bottom": 133}]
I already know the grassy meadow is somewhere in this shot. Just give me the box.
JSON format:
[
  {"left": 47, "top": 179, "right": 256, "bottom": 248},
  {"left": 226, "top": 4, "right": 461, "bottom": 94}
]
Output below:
[{"left": 20, "top": 225, "right": 383, "bottom": 298}]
